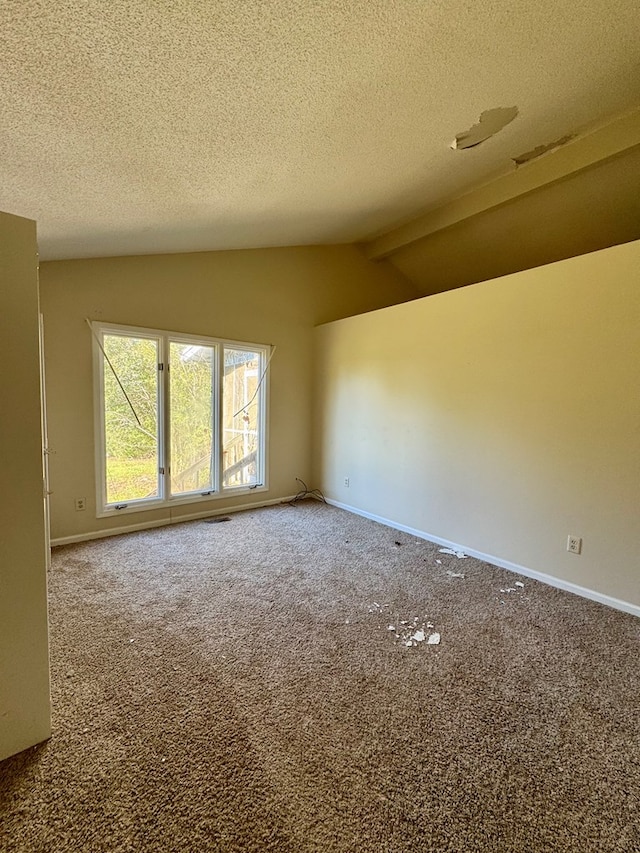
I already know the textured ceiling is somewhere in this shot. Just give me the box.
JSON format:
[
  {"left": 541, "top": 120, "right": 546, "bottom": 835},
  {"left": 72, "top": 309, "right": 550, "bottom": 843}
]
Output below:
[{"left": 1, "top": 1, "right": 639, "bottom": 260}]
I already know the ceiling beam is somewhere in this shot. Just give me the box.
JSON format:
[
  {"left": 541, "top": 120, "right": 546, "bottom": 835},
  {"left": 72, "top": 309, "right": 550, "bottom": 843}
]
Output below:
[{"left": 363, "top": 108, "right": 640, "bottom": 261}]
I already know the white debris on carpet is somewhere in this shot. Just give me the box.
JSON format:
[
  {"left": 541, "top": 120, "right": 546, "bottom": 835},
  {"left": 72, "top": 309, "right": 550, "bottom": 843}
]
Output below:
[
  {"left": 500, "top": 581, "right": 525, "bottom": 593},
  {"left": 446, "top": 570, "right": 465, "bottom": 579},
  {"left": 368, "top": 602, "right": 440, "bottom": 648},
  {"left": 439, "top": 548, "right": 468, "bottom": 559}
]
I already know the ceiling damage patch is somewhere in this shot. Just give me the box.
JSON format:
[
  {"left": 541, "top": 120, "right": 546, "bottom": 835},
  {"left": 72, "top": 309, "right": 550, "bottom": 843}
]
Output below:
[
  {"left": 451, "top": 106, "right": 519, "bottom": 150},
  {"left": 512, "top": 133, "right": 575, "bottom": 166}
]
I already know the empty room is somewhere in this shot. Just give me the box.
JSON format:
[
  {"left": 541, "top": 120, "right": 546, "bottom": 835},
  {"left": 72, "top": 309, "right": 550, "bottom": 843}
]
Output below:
[{"left": 1, "top": 2, "right": 639, "bottom": 851}]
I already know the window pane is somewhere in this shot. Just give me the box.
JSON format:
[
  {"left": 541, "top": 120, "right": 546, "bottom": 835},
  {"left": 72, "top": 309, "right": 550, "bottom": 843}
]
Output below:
[
  {"left": 103, "top": 334, "right": 159, "bottom": 504},
  {"left": 223, "top": 348, "right": 262, "bottom": 488},
  {"left": 170, "top": 342, "right": 215, "bottom": 495}
]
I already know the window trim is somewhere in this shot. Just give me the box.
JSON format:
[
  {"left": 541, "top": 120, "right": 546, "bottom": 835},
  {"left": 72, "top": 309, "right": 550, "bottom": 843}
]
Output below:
[{"left": 92, "top": 321, "right": 269, "bottom": 518}]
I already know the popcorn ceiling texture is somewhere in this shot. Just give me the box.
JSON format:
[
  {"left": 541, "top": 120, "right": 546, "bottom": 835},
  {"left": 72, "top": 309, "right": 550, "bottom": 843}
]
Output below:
[
  {"left": 1, "top": 503, "right": 638, "bottom": 851},
  {"left": 1, "top": 0, "right": 639, "bottom": 259}
]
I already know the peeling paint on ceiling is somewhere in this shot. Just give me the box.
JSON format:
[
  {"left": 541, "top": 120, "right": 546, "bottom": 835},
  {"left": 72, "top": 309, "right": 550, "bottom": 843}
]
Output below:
[
  {"left": 450, "top": 107, "right": 519, "bottom": 150},
  {"left": 513, "top": 134, "right": 576, "bottom": 166}
]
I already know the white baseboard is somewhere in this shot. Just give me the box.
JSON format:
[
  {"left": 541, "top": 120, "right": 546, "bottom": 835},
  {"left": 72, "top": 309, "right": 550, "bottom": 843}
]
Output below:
[
  {"left": 326, "top": 498, "right": 640, "bottom": 619},
  {"left": 51, "top": 495, "right": 296, "bottom": 547}
]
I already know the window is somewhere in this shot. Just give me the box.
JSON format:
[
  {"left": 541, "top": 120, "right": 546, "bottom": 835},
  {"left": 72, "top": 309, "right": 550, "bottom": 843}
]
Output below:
[{"left": 92, "top": 322, "right": 269, "bottom": 516}]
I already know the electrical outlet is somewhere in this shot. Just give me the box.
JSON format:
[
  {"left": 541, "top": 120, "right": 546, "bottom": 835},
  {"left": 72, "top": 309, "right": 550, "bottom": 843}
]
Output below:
[
  {"left": 75, "top": 497, "right": 86, "bottom": 512},
  {"left": 567, "top": 535, "right": 582, "bottom": 555},
  {"left": 344, "top": 477, "right": 350, "bottom": 488}
]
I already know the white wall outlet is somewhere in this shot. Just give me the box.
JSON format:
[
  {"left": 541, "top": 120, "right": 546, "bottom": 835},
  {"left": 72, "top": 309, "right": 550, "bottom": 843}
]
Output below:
[
  {"left": 567, "top": 535, "right": 582, "bottom": 554},
  {"left": 344, "top": 477, "right": 350, "bottom": 487},
  {"left": 75, "top": 497, "right": 86, "bottom": 512}
]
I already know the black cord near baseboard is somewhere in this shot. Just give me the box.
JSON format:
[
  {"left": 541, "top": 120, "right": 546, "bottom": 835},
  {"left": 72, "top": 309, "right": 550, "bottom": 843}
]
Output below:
[{"left": 285, "top": 478, "right": 327, "bottom": 506}]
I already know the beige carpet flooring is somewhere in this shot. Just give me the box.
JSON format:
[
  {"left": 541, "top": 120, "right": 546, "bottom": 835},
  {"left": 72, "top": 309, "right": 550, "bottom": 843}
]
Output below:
[{"left": 1, "top": 502, "right": 639, "bottom": 852}]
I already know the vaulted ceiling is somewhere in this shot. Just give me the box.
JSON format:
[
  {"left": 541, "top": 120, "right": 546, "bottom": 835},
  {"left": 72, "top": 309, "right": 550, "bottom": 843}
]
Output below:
[{"left": 1, "top": 1, "right": 639, "bottom": 266}]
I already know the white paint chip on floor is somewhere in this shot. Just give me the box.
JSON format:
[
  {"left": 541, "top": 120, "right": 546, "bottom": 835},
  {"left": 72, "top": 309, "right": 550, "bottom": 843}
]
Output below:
[
  {"left": 501, "top": 582, "right": 525, "bottom": 593},
  {"left": 368, "top": 603, "right": 441, "bottom": 649},
  {"left": 439, "top": 548, "right": 468, "bottom": 559}
]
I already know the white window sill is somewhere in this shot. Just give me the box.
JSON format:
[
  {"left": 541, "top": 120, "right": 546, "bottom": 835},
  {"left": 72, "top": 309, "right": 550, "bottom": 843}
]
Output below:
[{"left": 96, "top": 483, "right": 269, "bottom": 519}]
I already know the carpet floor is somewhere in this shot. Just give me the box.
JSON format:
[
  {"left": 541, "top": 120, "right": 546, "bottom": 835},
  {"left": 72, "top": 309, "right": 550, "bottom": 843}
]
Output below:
[{"left": 1, "top": 502, "right": 638, "bottom": 852}]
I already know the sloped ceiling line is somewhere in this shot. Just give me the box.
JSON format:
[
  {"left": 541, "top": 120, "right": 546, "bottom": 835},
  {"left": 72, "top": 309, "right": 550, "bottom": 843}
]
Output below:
[{"left": 363, "top": 109, "right": 640, "bottom": 263}]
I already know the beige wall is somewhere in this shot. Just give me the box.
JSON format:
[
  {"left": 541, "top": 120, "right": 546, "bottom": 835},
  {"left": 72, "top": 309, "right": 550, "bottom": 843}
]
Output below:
[
  {"left": 40, "top": 244, "right": 418, "bottom": 541},
  {"left": 314, "top": 240, "right": 640, "bottom": 608},
  {"left": 0, "top": 211, "right": 51, "bottom": 760}
]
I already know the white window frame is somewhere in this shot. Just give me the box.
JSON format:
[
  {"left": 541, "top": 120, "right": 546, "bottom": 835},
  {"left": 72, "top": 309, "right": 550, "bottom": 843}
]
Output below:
[{"left": 92, "top": 321, "right": 269, "bottom": 517}]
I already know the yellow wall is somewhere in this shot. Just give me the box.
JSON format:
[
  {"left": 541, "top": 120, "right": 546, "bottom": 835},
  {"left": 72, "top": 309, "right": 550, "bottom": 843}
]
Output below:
[
  {"left": 314, "top": 240, "right": 640, "bottom": 608},
  {"left": 40, "top": 244, "right": 418, "bottom": 541},
  {"left": 0, "top": 211, "right": 51, "bottom": 760}
]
